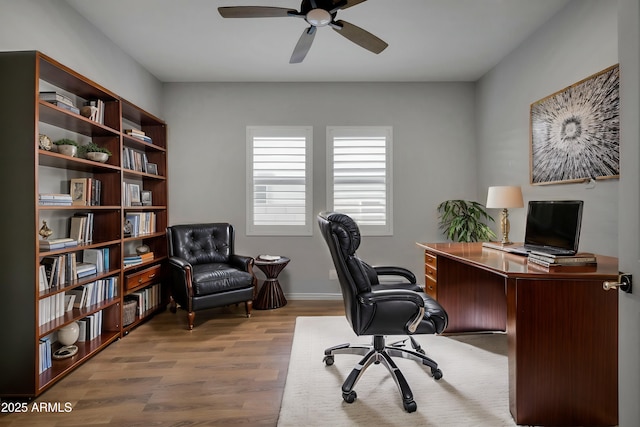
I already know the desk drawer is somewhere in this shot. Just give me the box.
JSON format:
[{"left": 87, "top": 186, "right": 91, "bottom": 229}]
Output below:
[
  {"left": 424, "top": 251, "right": 437, "bottom": 281},
  {"left": 125, "top": 264, "right": 161, "bottom": 291},
  {"left": 425, "top": 277, "right": 437, "bottom": 299}
]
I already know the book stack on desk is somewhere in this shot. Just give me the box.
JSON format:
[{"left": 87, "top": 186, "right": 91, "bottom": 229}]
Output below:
[{"left": 527, "top": 251, "right": 597, "bottom": 270}]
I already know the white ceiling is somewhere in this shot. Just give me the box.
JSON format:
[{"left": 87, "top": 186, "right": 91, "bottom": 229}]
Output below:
[{"left": 65, "top": 0, "right": 571, "bottom": 83}]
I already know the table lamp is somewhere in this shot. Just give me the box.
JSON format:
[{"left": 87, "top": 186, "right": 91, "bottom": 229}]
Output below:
[{"left": 486, "top": 186, "right": 524, "bottom": 245}]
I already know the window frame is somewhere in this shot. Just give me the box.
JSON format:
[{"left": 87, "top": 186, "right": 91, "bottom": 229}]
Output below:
[
  {"left": 326, "top": 126, "right": 393, "bottom": 236},
  {"left": 246, "top": 126, "right": 313, "bottom": 236}
]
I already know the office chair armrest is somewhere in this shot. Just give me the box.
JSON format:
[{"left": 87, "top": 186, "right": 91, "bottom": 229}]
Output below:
[
  {"left": 372, "top": 266, "right": 417, "bottom": 284},
  {"left": 360, "top": 289, "right": 426, "bottom": 334},
  {"left": 360, "top": 289, "right": 425, "bottom": 306}
]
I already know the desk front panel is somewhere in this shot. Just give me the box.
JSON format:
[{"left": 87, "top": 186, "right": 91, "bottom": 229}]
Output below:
[{"left": 509, "top": 277, "right": 618, "bottom": 426}]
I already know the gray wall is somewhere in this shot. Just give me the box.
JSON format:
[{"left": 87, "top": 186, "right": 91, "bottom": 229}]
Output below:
[
  {"left": 476, "top": 0, "right": 619, "bottom": 256},
  {"left": 163, "top": 82, "right": 477, "bottom": 297},
  {"left": 0, "top": 0, "right": 163, "bottom": 117}
]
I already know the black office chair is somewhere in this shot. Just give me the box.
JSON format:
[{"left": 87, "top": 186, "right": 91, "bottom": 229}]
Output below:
[{"left": 317, "top": 212, "right": 448, "bottom": 412}]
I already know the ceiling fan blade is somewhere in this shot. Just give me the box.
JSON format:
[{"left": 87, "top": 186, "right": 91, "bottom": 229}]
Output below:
[
  {"left": 218, "top": 6, "right": 297, "bottom": 18},
  {"left": 290, "top": 26, "right": 317, "bottom": 64},
  {"left": 332, "top": 20, "right": 388, "bottom": 54},
  {"left": 338, "top": 0, "right": 368, "bottom": 11}
]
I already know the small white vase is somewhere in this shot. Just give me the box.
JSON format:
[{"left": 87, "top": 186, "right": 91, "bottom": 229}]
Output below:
[
  {"left": 58, "top": 322, "right": 80, "bottom": 346},
  {"left": 57, "top": 145, "right": 77, "bottom": 157}
]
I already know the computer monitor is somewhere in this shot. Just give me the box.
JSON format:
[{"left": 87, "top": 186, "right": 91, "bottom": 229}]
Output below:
[{"left": 523, "top": 200, "right": 584, "bottom": 255}]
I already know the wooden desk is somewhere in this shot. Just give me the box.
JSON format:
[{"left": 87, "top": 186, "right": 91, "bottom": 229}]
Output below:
[{"left": 417, "top": 242, "right": 618, "bottom": 426}]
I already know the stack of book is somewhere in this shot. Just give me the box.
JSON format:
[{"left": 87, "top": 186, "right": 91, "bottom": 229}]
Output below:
[
  {"left": 527, "top": 251, "right": 597, "bottom": 271},
  {"left": 124, "top": 128, "right": 153, "bottom": 144},
  {"left": 39, "top": 237, "right": 78, "bottom": 251},
  {"left": 39, "top": 193, "right": 72, "bottom": 206},
  {"left": 123, "top": 252, "right": 154, "bottom": 268},
  {"left": 39, "top": 91, "right": 80, "bottom": 114}
]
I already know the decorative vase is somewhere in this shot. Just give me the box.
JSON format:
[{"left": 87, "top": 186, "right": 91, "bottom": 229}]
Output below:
[
  {"left": 58, "top": 322, "right": 80, "bottom": 346},
  {"left": 86, "top": 152, "right": 109, "bottom": 163},
  {"left": 57, "top": 145, "right": 77, "bottom": 157}
]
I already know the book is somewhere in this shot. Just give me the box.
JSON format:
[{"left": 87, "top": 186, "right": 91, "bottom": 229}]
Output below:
[
  {"left": 76, "top": 262, "right": 97, "bottom": 279},
  {"left": 49, "top": 100, "right": 80, "bottom": 114},
  {"left": 528, "top": 251, "right": 597, "bottom": 265},
  {"left": 527, "top": 259, "right": 598, "bottom": 272},
  {"left": 39, "top": 91, "right": 74, "bottom": 106},
  {"left": 39, "top": 238, "right": 78, "bottom": 251},
  {"left": 39, "top": 193, "right": 72, "bottom": 201},
  {"left": 64, "top": 294, "right": 76, "bottom": 312},
  {"left": 124, "top": 128, "right": 145, "bottom": 136},
  {"left": 527, "top": 256, "right": 597, "bottom": 269},
  {"left": 68, "top": 287, "right": 87, "bottom": 309}
]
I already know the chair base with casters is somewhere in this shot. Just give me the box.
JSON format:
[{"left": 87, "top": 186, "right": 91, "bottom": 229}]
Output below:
[
  {"left": 317, "top": 211, "right": 448, "bottom": 413},
  {"left": 323, "top": 335, "right": 443, "bottom": 413}
]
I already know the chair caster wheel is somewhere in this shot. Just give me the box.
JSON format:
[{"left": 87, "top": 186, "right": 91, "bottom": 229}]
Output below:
[
  {"left": 342, "top": 390, "right": 357, "bottom": 403},
  {"left": 323, "top": 355, "right": 334, "bottom": 366},
  {"left": 403, "top": 400, "right": 417, "bottom": 413},
  {"left": 432, "top": 368, "right": 443, "bottom": 380}
]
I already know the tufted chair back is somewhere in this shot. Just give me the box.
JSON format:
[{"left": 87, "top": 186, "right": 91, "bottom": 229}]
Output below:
[{"left": 167, "top": 223, "right": 234, "bottom": 265}]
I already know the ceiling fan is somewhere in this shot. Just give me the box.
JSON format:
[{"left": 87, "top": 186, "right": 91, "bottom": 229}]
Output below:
[{"left": 218, "top": 0, "right": 388, "bottom": 63}]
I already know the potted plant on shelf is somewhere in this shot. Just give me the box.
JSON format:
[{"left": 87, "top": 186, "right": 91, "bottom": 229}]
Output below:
[
  {"left": 53, "top": 138, "right": 79, "bottom": 157},
  {"left": 437, "top": 199, "right": 496, "bottom": 242},
  {"left": 80, "top": 142, "right": 112, "bottom": 163}
]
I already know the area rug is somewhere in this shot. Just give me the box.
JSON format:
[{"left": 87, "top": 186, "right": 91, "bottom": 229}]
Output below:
[{"left": 278, "top": 316, "right": 515, "bottom": 427}]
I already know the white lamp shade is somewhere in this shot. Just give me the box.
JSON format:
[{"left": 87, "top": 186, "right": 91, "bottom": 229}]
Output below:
[{"left": 486, "top": 186, "right": 524, "bottom": 209}]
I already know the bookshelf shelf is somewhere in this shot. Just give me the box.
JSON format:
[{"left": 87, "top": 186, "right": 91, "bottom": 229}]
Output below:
[{"left": 0, "top": 51, "right": 169, "bottom": 398}]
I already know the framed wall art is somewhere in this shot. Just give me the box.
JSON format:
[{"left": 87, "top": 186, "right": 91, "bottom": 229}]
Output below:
[{"left": 530, "top": 64, "right": 619, "bottom": 185}]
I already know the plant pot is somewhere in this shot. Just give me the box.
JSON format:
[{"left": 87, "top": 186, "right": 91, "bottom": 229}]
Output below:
[
  {"left": 57, "top": 145, "right": 77, "bottom": 157},
  {"left": 86, "top": 152, "right": 109, "bottom": 163}
]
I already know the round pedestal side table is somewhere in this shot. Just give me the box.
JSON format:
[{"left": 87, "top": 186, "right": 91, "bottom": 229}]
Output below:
[{"left": 254, "top": 256, "right": 290, "bottom": 310}]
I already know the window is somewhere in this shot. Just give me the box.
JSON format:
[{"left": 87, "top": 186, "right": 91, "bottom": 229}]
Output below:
[
  {"left": 327, "top": 126, "right": 393, "bottom": 235},
  {"left": 246, "top": 126, "right": 313, "bottom": 236}
]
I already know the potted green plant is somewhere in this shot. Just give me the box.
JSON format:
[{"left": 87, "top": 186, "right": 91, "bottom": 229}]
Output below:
[
  {"left": 80, "top": 141, "right": 112, "bottom": 163},
  {"left": 53, "top": 138, "right": 79, "bottom": 157},
  {"left": 437, "top": 199, "right": 496, "bottom": 242}
]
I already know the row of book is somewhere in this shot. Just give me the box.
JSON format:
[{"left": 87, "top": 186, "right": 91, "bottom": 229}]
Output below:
[
  {"left": 527, "top": 251, "right": 597, "bottom": 270},
  {"left": 126, "top": 283, "right": 162, "bottom": 317},
  {"left": 40, "top": 253, "right": 95, "bottom": 289},
  {"left": 124, "top": 252, "right": 154, "bottom": 268},
  {"left": 125, "top": 212, "right": 157, "bottom": 237},
  {"left": 123, "top": 146, "right": 150, "bottom": 173},
  {"left": 125, "top": 128, "right": 153, "bottom": 144},
  {"left": 39, "top": 193, "right": 72, "bottom": 206},
  {"left": 38, "top": 278, "right": 118, "bottom": 326},
  {"left": 39, "top": 336, "right": 53, "bottom": 374},
  {"left": 69, "top": 212, "right": 95, "bottom": 245},
  {"left": 70, "top": 177, "right": 102, "bottom": 206}
]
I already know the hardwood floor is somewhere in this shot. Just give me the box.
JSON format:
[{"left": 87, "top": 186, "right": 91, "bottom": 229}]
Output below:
[{"left": 0, "top": 300, "right": 344, "bottom": 427}]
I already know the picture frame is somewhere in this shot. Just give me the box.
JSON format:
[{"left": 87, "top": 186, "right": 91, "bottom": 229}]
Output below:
[
  {"left": 129, "top": 183, "right": 141, "bottom": 206},
  {"left": 141, "top": 190, "right": 152, "bottom": 206},
  {"left": 146, "top": 163, "right": 158, "bottom": 175},
  {"left": 530, "top": 64, "right": 620, "bottom": 185},
  {"left": 70, "top": 178, "right": 87, "bottom": 206}
]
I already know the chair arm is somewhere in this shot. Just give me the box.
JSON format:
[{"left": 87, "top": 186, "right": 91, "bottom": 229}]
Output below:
[
  {"left": 372, "top": 266, "right": 417, "bottom": 284},
  {"left": 229, "top": 254, "right": 254, "bottom": 272},
  {"left": 168, "top": 256, "right": 195, "bottom": 302},
  {"left": 360, "top": 289, "right": 425, "bottom": 334}
]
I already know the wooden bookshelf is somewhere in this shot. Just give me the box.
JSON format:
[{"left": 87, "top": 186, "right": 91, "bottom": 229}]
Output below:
[{"left": 0, "top": 51, "right": 169, "bottom": 398}]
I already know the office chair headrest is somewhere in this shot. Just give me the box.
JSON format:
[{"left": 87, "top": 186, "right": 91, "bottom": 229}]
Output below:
[{"left": 321, "top": 212, "right": 361, "bottom": 256}]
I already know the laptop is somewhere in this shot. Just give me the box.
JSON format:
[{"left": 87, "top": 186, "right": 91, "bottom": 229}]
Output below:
[{"left": 484, "top": 200, "right": 584, "bottom": 256}]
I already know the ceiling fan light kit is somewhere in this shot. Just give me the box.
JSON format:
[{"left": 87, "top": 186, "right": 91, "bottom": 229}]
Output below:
[{"left": 218, "top": 0, "right": 388, "bottom": 63}]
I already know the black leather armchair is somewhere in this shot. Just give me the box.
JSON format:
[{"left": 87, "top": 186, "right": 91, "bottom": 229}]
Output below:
[
  {"left": 317, "top": 212, "right": 448, "bottom": 412},
  {"left": 167, "top": 223, "right": 256, "bottom": 330}
]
